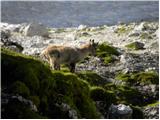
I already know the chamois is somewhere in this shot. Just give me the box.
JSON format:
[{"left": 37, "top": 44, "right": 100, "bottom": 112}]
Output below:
[{"left": 41, "top": 39, "right": 98, "bottom": 72}]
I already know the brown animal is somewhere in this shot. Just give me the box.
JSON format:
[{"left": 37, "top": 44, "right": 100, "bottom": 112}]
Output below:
[{"left": 41, "top": 39, "right": 98, "bottom": 72}]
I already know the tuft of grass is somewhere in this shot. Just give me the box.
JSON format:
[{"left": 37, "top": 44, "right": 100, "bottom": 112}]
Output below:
[
  {"left": 115, "top": 71, "right": 159, "bottom": 85},
  {"left": 125, "top": 42, "right": 144, "bottom": 50},
  {"left": 96, "top": 43, "right": 119, "bottom": 64}
]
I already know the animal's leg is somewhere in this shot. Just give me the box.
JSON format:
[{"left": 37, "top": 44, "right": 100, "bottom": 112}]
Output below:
[
  {"left": 54, "top": 61, "right": 60, "bottom": 70},
  {"left": 70, "top": 63, "right": 76, "bottom": 72},
  {"left": 49, "top": 58, "right": 54, "bottom": 69}
]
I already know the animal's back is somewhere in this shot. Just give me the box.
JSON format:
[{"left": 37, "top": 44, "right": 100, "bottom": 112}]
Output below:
[{"left": 45, "top": 45, "right": 80, "bottom": 64}]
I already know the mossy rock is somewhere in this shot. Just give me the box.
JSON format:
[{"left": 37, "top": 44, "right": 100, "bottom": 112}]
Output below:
[
  {"left": 10, "top": 81, "right": 30, "bottom": 97},
  {"left": 96, "top": 43, "right": 119, "bottom": 65},
  {"left": 77, "top": 71, "right": 106, "bottom": 86},
  {"left": 125, "top": 42, "right": 144, "bottom": 50},
  {"left": 115, "top": 71, "right": 159, "bottom": 85},
  {"left": 90, "top": 86, "right": 116, "bottom": 104},
  {"left": 104, "top": 83, "right": 144, "bottom": 106},
  {"left": 2, "top": 48, "right": 54, "bottom": 95},
  {"left": 114, "top": 25, "right": 133, "bottom": 35},
  {"left": 96, "top": 43, "right": 119, "bottom": 56},
  {"left": 50, "top": 72, "right": 100, "bottom": 118},
  {"left": 2, "top": 48, "right": 101, "bottom": 119},
  {"left": 132, "top": 71, "right": 159, "bottom": 84}
]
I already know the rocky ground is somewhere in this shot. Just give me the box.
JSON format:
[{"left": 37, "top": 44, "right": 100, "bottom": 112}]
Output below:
[{"left": 1, "top": 21, "right": 159, "bottom": 119}]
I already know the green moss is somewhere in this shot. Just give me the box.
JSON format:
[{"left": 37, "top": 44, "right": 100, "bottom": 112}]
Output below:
[
  {"left": 131, "top": 105, "right": 144, "bottom": 119},
  {"left": 125, "top": 42, "right": 144, "bottom": 50},
  {"left": 104, "top": 83, "right": 143, "bottom": 106},
  {"left": 77, "top": 71, "right": 106, "bottom": 86},
  {"left": 11, "top": 81, "right": 30, "bottom": 97},
  {"left": 114, "top": 25, "right": 133, "bottom": 35},
  {"left": 132, "top": 71, "right": 159, "bottom": 84},
  {"left": 96, "top": 43, "right": 119, "bottom": 56},
  {"left": 2, "top": 48, "right": 101, "bottom": 119},
  {"left": 50, "top": 72, "right": 100, "bottom": 118},
  {"left": 104, "top": 56, "right": 114, "bottom": 64},
  {"left": 90, "top": 86, "right": 116, "bottom": 104},
  {"left": 96, "top": 43, "right": 119, "bottom": 65},
  {"left": 115, "top": 71, "right": 159, "bottom": 85},
  {"left": 2, "top": 48, "right": 54, "bottom": 94}
]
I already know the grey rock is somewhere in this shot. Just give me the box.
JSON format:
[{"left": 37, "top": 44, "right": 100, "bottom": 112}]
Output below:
[
  {"left": 22, "top": 22, "right": 49, "bottom": 37},
  {"left": 108, "top": 104, "right": 133, "bottom": 119},
  {"left": 2, "top": 93, "right": 38, "bottom": 112},
  {"left": 55, "top": 103, "right": 78, "bottom": 119},
  {"left": 77, "top": 24, "right": 87, "bottom": 30},
  {"left": 143, "top": 104, "right": 159, "bottom": 119}
]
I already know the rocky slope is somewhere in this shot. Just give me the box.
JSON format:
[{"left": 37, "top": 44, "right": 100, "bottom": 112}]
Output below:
[{"left": 1, "top": 21, "right": 159, "bottom": 119}]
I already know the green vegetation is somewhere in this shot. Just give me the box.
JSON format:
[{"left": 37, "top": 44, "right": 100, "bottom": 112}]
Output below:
[
  {"left": 96, "top": 43, "right": 119, "bottom": 64},
  {"left": 2, "top": 48, "right": 100, "bottom": 119},
  {"left": 125, "top": 42, "right": 144, "bottom": 50},
  {"left": 90, "top": 86, "right": 116, "bottom": 108},
  {"left": 55, "top": 28, "right": 66, "bottom": 33},
  {"left": 77, "top": 71, "right": 106, "bottom": 86},
  {"left": 131, "top": 105, "right": 144, "bottom": 119},
  {"left": 2, "top": 47, "right": 157, "bottom": 119},
  {"left": 144, "top": 101, "right": 159, "bottom": 107},
  {"left": 104, "top": 83, "right": 143, "bottom": 106},
  {"left": 115, "top": 71, "right": 159, "bottom": 85},
  {"left": 114, "top": 25, "right": 133, "bottom": 35},
  {"left": 10, "top": 81, "right": 30, "bottom": 97}
]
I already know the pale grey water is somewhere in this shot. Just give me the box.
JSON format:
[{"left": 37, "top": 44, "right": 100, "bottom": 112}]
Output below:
[{"left": 1, "top": 1, "right": 159, "bottom": 27}]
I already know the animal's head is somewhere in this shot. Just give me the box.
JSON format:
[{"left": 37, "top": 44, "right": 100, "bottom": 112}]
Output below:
[{"left": 89, "top": 39, "right": 99, "bottom": 56}]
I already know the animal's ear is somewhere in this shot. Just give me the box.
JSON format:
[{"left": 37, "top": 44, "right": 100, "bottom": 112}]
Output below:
[{"left": 92, "top": 39, "right": 94, "bottom": 44}]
